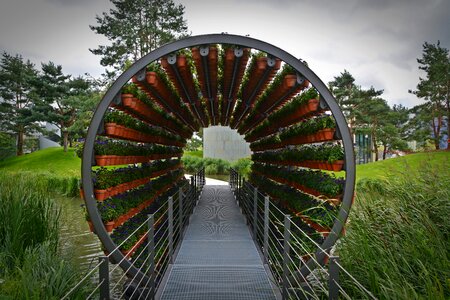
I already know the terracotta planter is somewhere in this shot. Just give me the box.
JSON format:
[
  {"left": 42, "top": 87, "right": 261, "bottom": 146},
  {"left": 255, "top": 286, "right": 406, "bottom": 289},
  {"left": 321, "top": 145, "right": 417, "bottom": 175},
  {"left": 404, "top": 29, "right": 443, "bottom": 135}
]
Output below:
[
  {"left": 105, "top": 123, "right": 117, "bottom": 136},
  {"left": 225, "top": 48, "right": 234, "bottom": 61},
  {"left": 307, "top": 99, "right": 319, "bottom": 113},
  {"left": 146, "top": 72, "right": 157, "bottom": 85},
  {"left": 87, "top": 221, "right": 95, "bottom": 233},
  {"left": 94, "top": 189, "right": 109, "bottom": 201},
  {"left": 283, "top": 74, "right": 298, "bottom": 89},
  {"left": 256, "top": 57, "right": 268, "bottom": 70},
  {"left": 121, "top": 94, "right": 134, "bottom": 106},
  {"left": 177, "top": 55, "right": 187, "bottom": 68},
  {"left": 95, "top": 156, "right": 108, "bottom": 166},
  {"left": 330, "top": 160, "right": 344, "bottom": 172},
  {"left": 320, "top": 128, "right": 335, "bottom": 140},
  {"left": 105, "top": 221, "right": 115, "bottom": 232}
]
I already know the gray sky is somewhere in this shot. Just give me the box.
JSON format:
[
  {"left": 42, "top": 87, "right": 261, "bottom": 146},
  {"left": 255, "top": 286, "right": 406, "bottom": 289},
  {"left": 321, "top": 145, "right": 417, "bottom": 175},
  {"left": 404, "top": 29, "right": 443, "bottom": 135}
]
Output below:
[{"left": 0, "top": 0, "right": 449, "bottom": 108}]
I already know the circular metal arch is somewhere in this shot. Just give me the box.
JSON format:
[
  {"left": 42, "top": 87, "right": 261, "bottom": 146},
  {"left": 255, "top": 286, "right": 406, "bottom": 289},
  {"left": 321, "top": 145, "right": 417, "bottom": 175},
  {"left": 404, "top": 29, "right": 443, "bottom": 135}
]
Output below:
[{"left": 82, "top": 33, "right": 356, "bottom": 279}]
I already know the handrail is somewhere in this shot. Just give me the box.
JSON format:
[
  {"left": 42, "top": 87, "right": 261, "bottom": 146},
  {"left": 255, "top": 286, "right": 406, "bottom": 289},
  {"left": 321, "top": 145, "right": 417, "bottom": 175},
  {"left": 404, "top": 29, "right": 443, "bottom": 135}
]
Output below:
[
  {"left": 229, "top": 167, "right": 376, "bottom": 300},
  {"left": 63, "top": 167, "right": 205, "bottom": 299}
]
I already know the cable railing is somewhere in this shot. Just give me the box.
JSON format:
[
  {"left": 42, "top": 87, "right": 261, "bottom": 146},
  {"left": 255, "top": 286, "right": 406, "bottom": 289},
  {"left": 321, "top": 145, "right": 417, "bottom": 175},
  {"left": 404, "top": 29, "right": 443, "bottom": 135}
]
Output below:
[
  {"left": 62, "top": 167, "right": 205, "bottom": 300},
  {"left": 230, "top": 168, "right": 377, "bottom": 300}
]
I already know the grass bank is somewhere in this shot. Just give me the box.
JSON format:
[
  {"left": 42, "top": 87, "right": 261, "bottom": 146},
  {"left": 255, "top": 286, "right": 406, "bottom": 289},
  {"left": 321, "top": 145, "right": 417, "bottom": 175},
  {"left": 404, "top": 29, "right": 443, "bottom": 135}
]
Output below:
[
  {"left": 0, "top": 173, "right": 88, "bottom": 298},
  {"left": 0, "top": 147, "right": 81, "bottom": 197},
  {"left": 335, "top": 150, "right": 450, "bottom": 182},
  {"left": 337, "top": 155, "right": 450, "bottom": 299}
]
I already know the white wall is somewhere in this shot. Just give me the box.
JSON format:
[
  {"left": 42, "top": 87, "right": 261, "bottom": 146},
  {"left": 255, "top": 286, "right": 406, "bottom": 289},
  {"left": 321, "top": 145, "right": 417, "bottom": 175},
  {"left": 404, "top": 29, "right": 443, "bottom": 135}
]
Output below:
[{"left": 203, "top": 126, "right": 251, "bottom": 161}]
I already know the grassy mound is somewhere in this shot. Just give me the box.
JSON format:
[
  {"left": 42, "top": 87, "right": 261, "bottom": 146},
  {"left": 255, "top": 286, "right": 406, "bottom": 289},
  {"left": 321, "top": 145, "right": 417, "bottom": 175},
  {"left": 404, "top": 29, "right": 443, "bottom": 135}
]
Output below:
[{"left": 0, "top": 147, "right": 81, "bottom": 177}]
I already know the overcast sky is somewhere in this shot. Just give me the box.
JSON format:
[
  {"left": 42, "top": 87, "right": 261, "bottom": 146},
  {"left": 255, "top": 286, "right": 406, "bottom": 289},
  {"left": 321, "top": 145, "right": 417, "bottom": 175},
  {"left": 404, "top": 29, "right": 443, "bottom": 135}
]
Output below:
[{"left": 0, "top": 0, "right": 449, "bottom": 108}]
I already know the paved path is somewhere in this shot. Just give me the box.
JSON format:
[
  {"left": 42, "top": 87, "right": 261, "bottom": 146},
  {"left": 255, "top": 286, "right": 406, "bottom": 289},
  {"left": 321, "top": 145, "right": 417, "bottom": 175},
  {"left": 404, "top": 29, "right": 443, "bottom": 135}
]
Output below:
[{"left": 159, "top": 185, "right": 277, "bottom": 300}]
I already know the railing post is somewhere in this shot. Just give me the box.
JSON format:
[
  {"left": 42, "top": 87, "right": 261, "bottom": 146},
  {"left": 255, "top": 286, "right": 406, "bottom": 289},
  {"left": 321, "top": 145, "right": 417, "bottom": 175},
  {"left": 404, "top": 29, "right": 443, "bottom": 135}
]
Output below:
[
  {"left": 282, "top": 215, "right": 291, "bottom": 300},
  {"left": 168, "top": 196, "right": 174, "bottom": 264},
  {"left": 241, "top": 177, "right": 245, "bottom": 203},
  {"left": 147, "top": 214, "right": 155, "bottom": 300},
  {"left": 190, "top": 176, "right": 195, "bottom": 213},
  {"left": 178, "top": 187, "right": 184, "bottom": 235},
  {"left": 253, "top": 187, "right": 258, "bottom": 238},
  {"left": 99, "top": 256, "right": 110, "bottom": 300},
  {"left": 202, "top": 167, "right": 205, "bottom": 186},
  {"left": 264, "top": 196, "right": 269, "bottom": 264},
  {"left": 229, "top": 169, "right": 233, "bottom": 187},
  {"left": 328, "top": 256, "right": 340, "bottom": 300}
]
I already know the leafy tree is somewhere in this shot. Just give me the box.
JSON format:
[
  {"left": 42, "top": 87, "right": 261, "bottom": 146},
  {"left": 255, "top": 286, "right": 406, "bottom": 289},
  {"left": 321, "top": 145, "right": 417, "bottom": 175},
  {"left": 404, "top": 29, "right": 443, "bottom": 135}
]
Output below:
[
  {"left": 68, "top": 90, "right": 102, "bottom": 143},
  {"left": 36, "top": 62, "right": 94, "bottom": 152},
  {"left": 0, "top": 132, "right": 15, "bottom": 160},
  {"left": 90, "top": 0, "right": 189, "bottom": 73},
  {"left": 0, "top": 52, "right": 40, "bottom": 156},
  {"left": 353, "top": 88, "right": 389, "bottom": 161},
  {"left": 409, "top": 41, "right": 450, "bottom": 149},
  {"left": 406, "top": 103, "right": 436, "bottom": 149},
  {"left": 328, "top": 70, "right": 359, "bottom": 132}
]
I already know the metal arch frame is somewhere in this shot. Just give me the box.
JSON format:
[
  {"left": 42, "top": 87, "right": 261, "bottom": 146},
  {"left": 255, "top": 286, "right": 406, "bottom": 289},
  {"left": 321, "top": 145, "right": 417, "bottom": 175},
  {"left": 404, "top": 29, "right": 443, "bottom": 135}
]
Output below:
[{"left": 82, "top": 33, "right": 356, "bottom": 280}]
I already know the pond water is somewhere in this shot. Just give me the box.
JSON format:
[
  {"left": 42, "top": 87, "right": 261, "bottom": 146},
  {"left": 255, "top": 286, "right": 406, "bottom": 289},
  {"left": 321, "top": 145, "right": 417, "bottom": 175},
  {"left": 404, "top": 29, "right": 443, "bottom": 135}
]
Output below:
[
  {"left": 55, "top": 175, "right": 229, "bottom": 294},
  {"left": 56, "top": 195, "right": 103, "bottom": 270}
]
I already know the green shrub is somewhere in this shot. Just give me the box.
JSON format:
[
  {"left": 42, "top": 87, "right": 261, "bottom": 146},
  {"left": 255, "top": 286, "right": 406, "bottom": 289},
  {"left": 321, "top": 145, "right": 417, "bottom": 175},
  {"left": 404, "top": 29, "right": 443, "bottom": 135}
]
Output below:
[
  {"left": 337, "top": 159, "right": 450, "bottom": 299},
  {"left": 181, "top": 156, "right": 232, "bottom": 175},
  {"left": 231, "top": 158, "right": 252, "bottom": 178},
  {"left": 0, "top": 173, "right": 89, "bottom": 298},
  {"left": 0, "top": 243, "right": 89, "bottom": 299}
]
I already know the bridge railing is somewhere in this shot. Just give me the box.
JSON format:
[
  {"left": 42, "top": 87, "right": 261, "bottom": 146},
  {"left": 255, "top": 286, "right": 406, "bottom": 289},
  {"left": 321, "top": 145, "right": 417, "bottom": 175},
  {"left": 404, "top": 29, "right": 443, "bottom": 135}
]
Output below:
[
  {"left": 230, "top": 168, "right": 376, "bottom": 300},
  {"left": 63, "top": 167, "right": 205, "bottom": 300}
]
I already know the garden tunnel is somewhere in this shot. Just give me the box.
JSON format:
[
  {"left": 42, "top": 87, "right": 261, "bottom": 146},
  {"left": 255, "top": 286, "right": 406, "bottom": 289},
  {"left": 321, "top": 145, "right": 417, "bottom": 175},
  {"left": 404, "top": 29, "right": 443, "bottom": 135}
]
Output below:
[{"left": 81, "top": 33, "right": 355, "bottom": 284}]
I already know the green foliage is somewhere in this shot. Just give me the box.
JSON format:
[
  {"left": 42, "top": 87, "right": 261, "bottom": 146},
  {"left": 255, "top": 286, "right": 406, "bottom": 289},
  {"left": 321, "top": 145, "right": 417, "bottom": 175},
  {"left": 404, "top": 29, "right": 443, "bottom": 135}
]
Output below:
[
  {"left": 90, "top": 0, "right": 189, "bottom": 72},
  {"left": 181, "top": 156, "right": 231, "bottom": 175},
  {"left": 0, "top": 132, "right": 15, "bottom": 161},
  {"left": 183, "top": 150, "right": 203, "bottom": 158},
  {"left": 0, "top": 242, "right": 89, "bottom": 299},
  {"left": 0, "top": 52, "right": 41, "bottom": 156},
  {"left": 409, "top": 41, "right": 450, "bottom": 150},
  {"left": 231, "top": 158, "right": 252, "bottom": 178},
  {"left": 338, "top": 159, "right": 450, "bottom": 299},
  {"left": 0, "top": 173, "right": 60, "bottom": 272}
]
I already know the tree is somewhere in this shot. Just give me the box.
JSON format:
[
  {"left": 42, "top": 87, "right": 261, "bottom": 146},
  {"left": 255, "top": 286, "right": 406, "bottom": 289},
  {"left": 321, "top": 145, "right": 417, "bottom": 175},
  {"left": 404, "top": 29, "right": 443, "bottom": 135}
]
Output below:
[
  {"left": 0, "top": 132, "right": 15, "bottom": 160},
  {"left": 0, "top": 52, "right": 40, "bottom": 156},
  {"left": 409, "top": 41, "right": 450, "bottom": 149},
  {"left": 377, "top": 105, "right": 410, "bottom": 159},
  {"left": 328, "top": 70, "right": 359, "bottom": 133},
  {"left": 406, "top": 103, "right": 436, "bottom": 149},
  {"left": 90, "top": 0, "right": 189, "bottom": 73},
  {"left": 36, "top": 62, "right": 94, "bottom": 152},
  {"left": 353, "top": 88, "right": 388, "bottom": 161}
]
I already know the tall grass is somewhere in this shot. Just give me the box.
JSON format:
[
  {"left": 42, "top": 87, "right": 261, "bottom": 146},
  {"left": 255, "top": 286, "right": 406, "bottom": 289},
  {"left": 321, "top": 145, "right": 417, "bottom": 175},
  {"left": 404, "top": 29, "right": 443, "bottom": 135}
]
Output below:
[
  {"left": 0, "top": 173, "right": 88, "bottom": 298},
  {"left": 0, "top": 173, "right": 60, "bottom": 270},
  {"left": 337, "top": 158, "right": 450, "bottom": 299}
]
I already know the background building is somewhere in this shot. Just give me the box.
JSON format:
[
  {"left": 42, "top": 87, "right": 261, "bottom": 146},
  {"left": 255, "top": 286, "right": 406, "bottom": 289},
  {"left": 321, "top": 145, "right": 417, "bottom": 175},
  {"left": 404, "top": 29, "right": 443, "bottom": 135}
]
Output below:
[{"left": 203, "top": 126, "right": 251, "bottom": 161}]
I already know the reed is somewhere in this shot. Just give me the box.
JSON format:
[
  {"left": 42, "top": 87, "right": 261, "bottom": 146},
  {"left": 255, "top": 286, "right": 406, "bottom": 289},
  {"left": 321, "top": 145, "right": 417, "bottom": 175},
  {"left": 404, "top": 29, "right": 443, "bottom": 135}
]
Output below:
[
  {"left": 337, "top": 159, "right": 450, "bottom": 299},
  {"left": 0, "top": 173, "right": 89, "bottom": 298}
]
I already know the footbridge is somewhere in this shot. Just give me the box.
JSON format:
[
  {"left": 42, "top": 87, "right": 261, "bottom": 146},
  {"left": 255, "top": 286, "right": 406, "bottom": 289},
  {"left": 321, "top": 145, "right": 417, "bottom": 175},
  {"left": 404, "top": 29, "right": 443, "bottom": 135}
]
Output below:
[{"left": 65, "top": 34, "right": 377, "bottom": 299}]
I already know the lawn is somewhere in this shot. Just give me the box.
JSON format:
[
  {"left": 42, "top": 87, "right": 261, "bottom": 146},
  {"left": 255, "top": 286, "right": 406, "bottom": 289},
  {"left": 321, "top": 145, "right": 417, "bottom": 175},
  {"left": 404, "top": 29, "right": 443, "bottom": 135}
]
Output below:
[
  {"left": 1, "top": 147, "right": 448, "bottom": 182},
  {"left": 183, "top": 150, "right": 203, "bottom": 158},
  {"left": 0, "top": 147, "right": 81, "bottom": 178},
  {"left": 336, "top": 150, "right": 450, "bottom": 182}
]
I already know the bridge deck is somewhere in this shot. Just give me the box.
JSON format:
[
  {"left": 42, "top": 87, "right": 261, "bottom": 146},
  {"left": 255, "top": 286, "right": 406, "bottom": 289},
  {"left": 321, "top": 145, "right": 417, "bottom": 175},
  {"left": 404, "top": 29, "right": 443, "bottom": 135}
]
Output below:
[{"left": 159, "top": 185, "right": 277, "bottom": 300}]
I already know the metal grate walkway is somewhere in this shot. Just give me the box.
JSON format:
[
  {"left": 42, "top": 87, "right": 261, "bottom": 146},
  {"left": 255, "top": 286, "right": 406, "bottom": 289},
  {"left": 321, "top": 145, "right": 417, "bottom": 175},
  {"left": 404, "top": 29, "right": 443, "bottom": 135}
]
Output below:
[{"left": 159, "top": 185, "right": 277, "bottom": 300}]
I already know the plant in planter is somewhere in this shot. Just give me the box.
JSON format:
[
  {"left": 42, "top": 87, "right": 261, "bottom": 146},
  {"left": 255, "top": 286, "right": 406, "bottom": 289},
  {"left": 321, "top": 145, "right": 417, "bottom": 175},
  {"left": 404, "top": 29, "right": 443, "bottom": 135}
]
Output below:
[{"left": 122, "top": 82, "right": 138, "bottom": 95}]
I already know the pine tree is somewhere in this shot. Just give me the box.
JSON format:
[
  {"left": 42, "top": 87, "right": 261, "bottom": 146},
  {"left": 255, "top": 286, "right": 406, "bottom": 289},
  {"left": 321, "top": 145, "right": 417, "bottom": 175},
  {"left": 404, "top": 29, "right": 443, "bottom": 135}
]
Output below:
[
  {"left": 90, "top": 0, "right": 189, "bottom": 73},
  {"left": 0, "top": 52, "right": 40, "bottom": 156},
  {"left": 410, "top": 41, "right": 450, "bottom": 149},
  {"left": 36, "top": 62, "right": 92, "bottom": 152}
]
